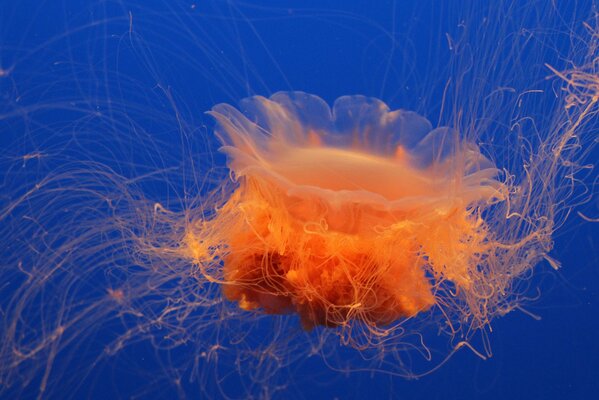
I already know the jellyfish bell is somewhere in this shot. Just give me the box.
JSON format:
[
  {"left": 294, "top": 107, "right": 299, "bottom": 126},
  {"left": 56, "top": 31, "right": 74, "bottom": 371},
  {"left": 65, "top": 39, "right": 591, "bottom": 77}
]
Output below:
[{"left": 187, "top": 91, "right": 508, "bottom": 332}]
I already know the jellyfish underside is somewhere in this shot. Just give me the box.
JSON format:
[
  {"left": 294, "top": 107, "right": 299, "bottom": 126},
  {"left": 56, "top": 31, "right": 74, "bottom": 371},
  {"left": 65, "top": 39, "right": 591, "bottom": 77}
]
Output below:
[{"left": 187, "top": 92, "right": 506, "bottom": 330}]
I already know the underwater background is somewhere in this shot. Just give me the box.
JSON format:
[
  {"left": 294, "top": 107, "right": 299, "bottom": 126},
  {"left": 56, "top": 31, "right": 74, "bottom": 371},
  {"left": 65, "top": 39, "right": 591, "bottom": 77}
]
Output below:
[{"left": 1, "top": 0, "right": 598, "bottom": 399}]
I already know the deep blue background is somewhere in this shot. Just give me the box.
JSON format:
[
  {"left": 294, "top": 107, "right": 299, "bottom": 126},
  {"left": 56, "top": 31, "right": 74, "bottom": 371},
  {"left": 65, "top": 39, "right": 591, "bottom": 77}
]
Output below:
[{"left": 1, "top": 1, "right": 598, "bottom": 399}]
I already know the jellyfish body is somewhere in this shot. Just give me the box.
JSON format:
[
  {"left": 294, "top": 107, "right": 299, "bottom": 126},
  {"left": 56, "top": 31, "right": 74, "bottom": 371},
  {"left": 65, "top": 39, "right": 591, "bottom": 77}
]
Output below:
[{"left": 188, "top": 92, "right": 507, "bottom": 329}]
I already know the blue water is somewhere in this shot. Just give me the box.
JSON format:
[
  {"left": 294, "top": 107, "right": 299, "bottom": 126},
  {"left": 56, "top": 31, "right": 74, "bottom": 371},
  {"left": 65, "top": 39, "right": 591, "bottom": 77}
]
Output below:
[{"left": 1, "top": 1, "right": 598, "bottom": 399}]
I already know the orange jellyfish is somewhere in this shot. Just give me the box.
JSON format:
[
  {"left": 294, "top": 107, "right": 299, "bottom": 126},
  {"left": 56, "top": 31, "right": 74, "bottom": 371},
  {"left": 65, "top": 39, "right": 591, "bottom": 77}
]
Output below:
[
  {"left": 2, "top": 2, "right": 599, "bottom": 399},
  {"left": 184, "top": 91, "right": 507, "bottom": 336}
]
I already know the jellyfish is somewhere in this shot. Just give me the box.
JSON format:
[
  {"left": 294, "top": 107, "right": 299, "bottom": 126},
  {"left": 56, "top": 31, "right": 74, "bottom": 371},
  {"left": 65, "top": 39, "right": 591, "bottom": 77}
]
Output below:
[
  {"left": 185, "top": 91, "right": 506, "bottom": 334},
  {"left": 1, "top": 1, "right": 599, "bottom": 399}
]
